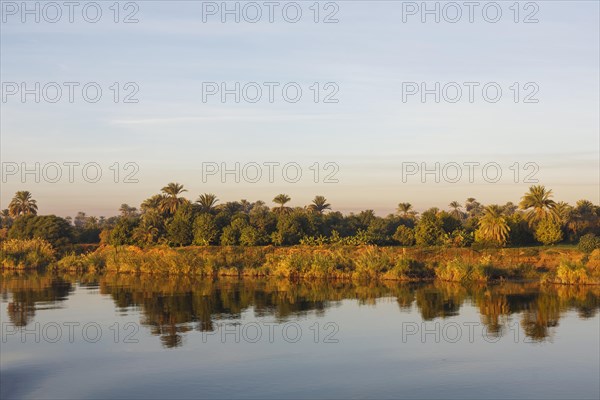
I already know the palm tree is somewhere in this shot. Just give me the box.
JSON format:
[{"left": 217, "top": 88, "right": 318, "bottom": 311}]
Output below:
[
  {"left": 119, "top": 204, "right": 138, "bottom": 217},
  {"left": 396, "top": 202, "right": 413, "bottom": 217},
  {"left": 272, "top": 194, "right": 291, "bottom": 214},
  {"left": 308, "top": 196, "right": 331, "bottom": 213},
  {"left": 141, "top": 194, "right": 168, "bottom": 213},
  {"left": 196, "top": 193, "right": 219, "bottom": 213},
  {"left": 8, "top": 191, "right": 38, "bottom": 217},
  {"left": 554, "top": 201, "right": 572, "bottom": 226},
  {"left": 466, "top": 197, "right": 483, "bottom": 217},
  {"left": 160, "top": 183, "right": 188, "bottom": 214},
  {"left": 448, "top": 201, "right": 463, "bottom": 220},
  {"left": 477, "top": 205, "right": 510, "bottom": 246},
  {"left": 239, "top": 199, "right": 253, "bottom": 214},
  {"left": 85, "top": 216, "right": 99, "bottom": 229},
  {"left": 519, "top": 185, "right": 558, "bottom": 227},
  {"left": 0, "top": 209, "right": 12, "bottom": 228}
]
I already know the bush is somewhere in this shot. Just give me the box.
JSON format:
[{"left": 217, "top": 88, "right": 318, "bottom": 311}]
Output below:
[
  {"left": 551, "top": 261, "right": 593, "bottom": 285},
  {"left": 393, "top": 225, "right": 415, "bottom": 246},
  {"left": 435, "top": 258, "right": 491, "bottom": 282},
  {"left": 193, "top": 214, "right": 218, "bottom": 246},
  {"left": 386, "top": 257, "right": 431, "bottom": 280},
  {"left": 353, "top": 246, "right": 391, "bottom": 279},
  {"left": 578, "top": 234, "right": 600, "bottom": 254},
  {"left": 534, "top": 218, "right": 563, "bottom": 245},
  {"left": 0, "top": 239, "right": 55, "bottom": 269},
  {"left": 56, "top": 251, "right": 105, "bottom": 272},
  {"left": 8, "top": 215, "right": 72, "bottom": 248},
  {"left": 415, "top": 213, "right": 444, "bottom": 246}
]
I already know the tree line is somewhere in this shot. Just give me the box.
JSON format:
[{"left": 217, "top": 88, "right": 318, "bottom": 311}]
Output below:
[{"left": 2, "top": 184, "right": 599, "bottom": 250}]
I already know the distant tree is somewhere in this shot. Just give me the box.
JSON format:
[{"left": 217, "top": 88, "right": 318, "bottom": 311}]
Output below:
[
  {"left": 396, "top": 202, "right": 413, "bottom": 218},
  {"left": 109, "top": 217, "right": 139, "bottom": 246},
  {"left": 271, "top": 211, "right": 311, "bottom": 245},
  {"left": 438, "top": 211, "right": 462, "bottom": 234},
  {"left": 534, "top": 218, "right": 563, "bottom": 245},
  {"left": 272, "top": 194, "right": 291, "bottom": 214},
  {"left": 166, "top": 203, "right": 194, "bottom": 246},
  {"left": 160, "top": 183, "right": 188, "bottom": 215},
  {"left": 0, "top": 209, "right": 13, "bottom": 229},
  {"left": 141, "top": 194, "right": 168, "bottom": 214},
  {"left": 239, "top": 199, "right": 253, "bottom": 214},
  {"left": 240, "top": 226, "right": 261, "bottom": 246},
  {"left": 465, "top": 198, "right": 484, "bottom": 218},
  {"left": 578, "top": 233, "right": 600, "bottom": 253},
  {"left": 500, "top": 202, "right": 518, "bottom": 216},
  {"left": 393, "top": 225, "right": 415, "bottom": 246},
  {"left": 448, "top": 201, "right": 464, "bottom": 220},
  {"left": 414, "top": 210, "right": 444, "bottom": 246},
  {"left": 475, "top": 205, "right": 510, "bottom": 247},
  {"left": 8, "top": 215, "right": 72, "bottom": 247},
  {"left": 196, "top": 193, "right": 219, "bottom": 213},
  {"left": 519, "top": 185, "right": 558, "bottom": 227},
  {"left": 308, "top": 196, "right": 331, "bottom": 214},
  {"left": 119, "top": 204, "right": 138, "bottom": 218},
  {"left": 220, "top": 225, "right": 239, "bottom": 246},
  {"left": 73, "top": 211, "right": 87, "bottom": 228},
  {"left": 133, "top": 224, "right": 159, "bottom": 246},
  {"left": 507, "top": 213, "right": 535, "bottom": 246},
  {"left": 8, "top": 191, "right": 38, "bottom": 217},
  {"left": 193, "top": 213, "right": 219, "bottom": 246}
]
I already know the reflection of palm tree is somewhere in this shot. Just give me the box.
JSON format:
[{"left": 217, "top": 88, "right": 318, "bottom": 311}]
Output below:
[
  {"left": 477, "top": 205, "right": 510, "bottom": 246},
  {"left": 308, "top": 196, "right": 331, "bottom": 213},
  {"left": 272, "top": 194, "right": 291, "bottom": 214},
  {"left": 519, "top": 185, "right": 558, "bottom": 227},
  {"left": 160, "top": 183, "right": 188, "bottom": 214},
  {"left": 8, "top": 191, "right": 38, "bottom": 217},
  {"left": 196, "top": 193, "right": 219, "bottom": 213}
]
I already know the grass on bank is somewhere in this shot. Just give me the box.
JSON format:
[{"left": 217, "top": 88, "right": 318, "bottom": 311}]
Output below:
[{"left": 2, "top": 239, "right": 600, "bottom": 284}]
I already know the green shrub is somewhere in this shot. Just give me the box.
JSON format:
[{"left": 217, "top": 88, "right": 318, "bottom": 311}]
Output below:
[
  {"left": 552, "top": 261, "right": 592, "bottom": 284},
  {"left": 578, "top": 234, "right": 600, "bottom": 254},
  {"left": 436, "top": 258, "right": 491, "bottom": 282},
  {"left": 387, "top": 257, "right": 431, "bottom": 280},
  {"left": 0, "top": 239, "right": 55, "bottom": 269},
  {"left": 534, "top": 218, "right": 563, "bottom": 245},
  {"left": 393, "top": 225, "right": 415, "bottom": 246}
]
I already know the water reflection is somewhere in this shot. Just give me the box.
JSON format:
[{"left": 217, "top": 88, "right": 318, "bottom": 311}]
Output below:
[{"left": 1, "top": 272, "right": 599, "bottom": 347}]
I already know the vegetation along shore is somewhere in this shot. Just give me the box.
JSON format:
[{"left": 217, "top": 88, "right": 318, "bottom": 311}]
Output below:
[{"left": 1, "top": 184, "right": 599, "bottom": 284}]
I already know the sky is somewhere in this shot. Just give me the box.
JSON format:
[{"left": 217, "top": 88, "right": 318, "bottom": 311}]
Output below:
[{"left": 1, "top": 0, "right": 599, "bottom": 217}]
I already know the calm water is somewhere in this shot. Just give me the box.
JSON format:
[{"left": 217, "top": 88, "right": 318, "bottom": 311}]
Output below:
[{"left": 1, "top": 273, "right": 599, "bottom": 399}]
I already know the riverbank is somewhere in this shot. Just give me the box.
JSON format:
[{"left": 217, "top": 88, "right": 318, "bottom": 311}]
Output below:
[{"left": 2, "top": 239, "right": 599, "bottom": 284}]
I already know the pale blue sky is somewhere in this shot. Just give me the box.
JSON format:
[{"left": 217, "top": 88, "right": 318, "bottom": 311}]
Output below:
[{"left": 1, "top": 0, "right": 598, "bottom": 217}]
